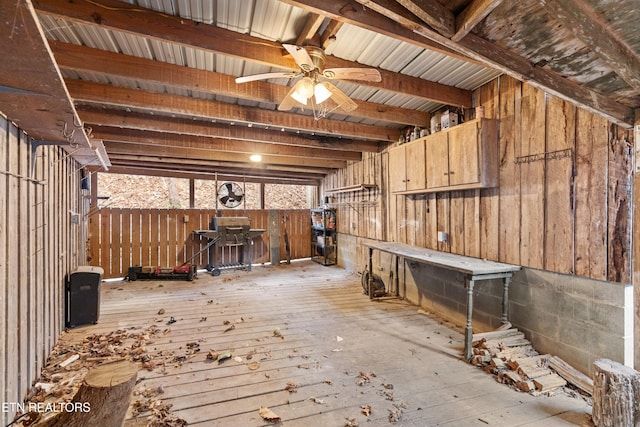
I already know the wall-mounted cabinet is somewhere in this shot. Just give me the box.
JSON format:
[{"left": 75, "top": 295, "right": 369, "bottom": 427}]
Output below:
[
  {"left": 391, "top": 118, "right": 498, "bottom": 194},
  {"left": 389, "top": 137, "right": 427, "bottom": 192}
]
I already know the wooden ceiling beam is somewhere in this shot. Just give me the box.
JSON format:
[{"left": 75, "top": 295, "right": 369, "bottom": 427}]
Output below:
[
  {"left": 51, "top": 41, "right": 428, "bottom": 126},
  {"left": 321, "top": 20, "right": 344, "bottom": 49},
  {"left": 350, "top": 0, "right": 634, "bottom": 126},
  {"left": 91, "top": 127, "right": 363, "bottom": 161},
  {"left": 101, "top": 139, "right": 349, "bottom": 169},
  {"left": 395, "top": 0, "right": 454, "bottom": 37},
  {"left": 107, "top": 155, "right": 332, "bottom": 178},
  {"left": 77, "top": 106, "right": 380, "bottom": 153},
  {"left": 66, "top": 79, "right": 397, "bottom": 141},
  {"left": 277, "top": 0, "right": 470, "bottom": 60},
  {"left": 34, "top": 0, "right": 471, "bottom": 107},
  {"left": 296, "top": 12, "right": 325, "bottom": 45},
  {"left": 452, "top": 0, "right": 505, "bottom": 42},
  {"left": 96, "top": 165, "right": 319, "bottom": 186},
  {"left": 539, "top": 0, "right": 640, "bottom": 92}
]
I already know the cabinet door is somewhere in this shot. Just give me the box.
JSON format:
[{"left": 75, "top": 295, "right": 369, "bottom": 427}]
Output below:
[
  {"left": 389, "top": 145, "right": 407, "bottom": 192},
  {"left": 425, "top": 132, "right": 449, "bottom": 188},
  {"left": 405, "top": 140, "right": 426, "bottom": 191},
  {"left": 448, "top": 122, "right": 480, "bottom": 186}
]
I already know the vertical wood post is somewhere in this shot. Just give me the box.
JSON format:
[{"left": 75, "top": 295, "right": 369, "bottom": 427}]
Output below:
[
  {"left": 633, "top": 108, "right": 640, "bottom": 370},
  {"left": 268, "top": 210, "right": 280, "bottom": 265},
  {"left": 189, "top": 178, "right": 195, "bottom": 208}
]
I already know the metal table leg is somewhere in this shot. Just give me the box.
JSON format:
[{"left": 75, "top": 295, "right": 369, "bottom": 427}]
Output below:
[
  {"left": 368, "top": 247, "right": 374, "bottom": 300},
  {"left": 502, "top": 275, "right": 511, "bottom": 324},
  {"left": 464, "top": 278, "right": 475, "bottom": 361}
]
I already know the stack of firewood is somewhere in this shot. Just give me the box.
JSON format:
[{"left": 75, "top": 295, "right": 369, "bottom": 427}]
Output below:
[{"left": 470, "top": 326, "right": 593, "bottom": 396}]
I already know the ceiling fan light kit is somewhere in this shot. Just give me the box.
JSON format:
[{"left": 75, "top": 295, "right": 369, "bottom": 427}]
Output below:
[{"left": 235, "top": 43, "right": 381, "bottom": 118}]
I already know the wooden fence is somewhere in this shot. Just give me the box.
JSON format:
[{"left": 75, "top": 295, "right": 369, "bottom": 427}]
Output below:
[{"left": 88, "top": 208, "right": 312, "bottom": 278}]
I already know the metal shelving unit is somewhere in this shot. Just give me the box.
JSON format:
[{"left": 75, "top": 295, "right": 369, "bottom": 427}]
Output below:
[{"left": 310, "top": 208, "right": 337, "bottom": 266}]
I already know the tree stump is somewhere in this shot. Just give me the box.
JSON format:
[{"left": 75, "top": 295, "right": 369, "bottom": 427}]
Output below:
[
  {"left": 43, "top": 360, "right": 139, "bottom": 427},
  {"left": 592, "top": 358, "right": 640, "bottom": 427}
]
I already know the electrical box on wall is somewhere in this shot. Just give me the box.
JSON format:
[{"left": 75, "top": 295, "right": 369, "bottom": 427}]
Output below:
[{"left": 437, "top": 231, "right": 448, "bottom": 242}]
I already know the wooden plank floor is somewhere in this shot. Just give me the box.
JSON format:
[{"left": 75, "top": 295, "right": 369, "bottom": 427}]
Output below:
[{"left": 63, "top": 260, "right": 592, "bottom": 426}]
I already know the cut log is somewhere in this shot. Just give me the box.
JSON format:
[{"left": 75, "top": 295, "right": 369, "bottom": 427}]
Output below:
[
  {"left": 41, "top": 360, "right": 139, "bottom": 427},
  {"left": 518, "top": 365, "right": 553, "bottom": 380},
  {"left": 516, "top": 379, "right": 536, "bottom": 393},
  {"left": 495, "top": 345, "right": 537, "bottom": 360},
  {"left": 471, "top": 354, "right": 492, "bottom": 365},
  {"left": 533, "top": 373, "right": 567, "bottom": 392},
  {"left": 495, "top": 322, "right": 512, "bottom": 331},
  {"left": 472, "top": 328, "right": 523, "bottom": 342},
  {"left": 592, "top": 358, "right": 640, "bottom": 427},
  {"left": 499, "top": 370, "right": 523, "bottom": 385},
  {"left": 484, "top": 335, "right": 529, "bottom": 348},
  {"left": 548, "top": 355, "right": 593, "bottom": 396},
  {"left": 490, "top": 357, "right": 506, "bottom": 370},
  {"left": 507, "top": 355, "right": 549, "bottom": 372}
]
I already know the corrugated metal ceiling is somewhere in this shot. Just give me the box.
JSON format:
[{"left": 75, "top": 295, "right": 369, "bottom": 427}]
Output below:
[{"left": 38, "top": 0, "right": 501, "bottom": 127}]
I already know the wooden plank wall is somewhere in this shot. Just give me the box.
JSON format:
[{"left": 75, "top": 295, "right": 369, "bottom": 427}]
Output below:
[
  {"left": 0, "top": 115, "right": 87, "bottom": 427},
  {"left": 88, "top": 208, "right": 311, "bottom": 278},
  {"left": 321, "top": 151, "right": 385, "bottom": 241},
  {"left": 323, "top": 77, "right": 633, "bottom": 284}
]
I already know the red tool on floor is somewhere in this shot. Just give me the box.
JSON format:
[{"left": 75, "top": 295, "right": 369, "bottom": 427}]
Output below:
[{"left": 126, "top": 263, "right": 197, "bottom": 281}]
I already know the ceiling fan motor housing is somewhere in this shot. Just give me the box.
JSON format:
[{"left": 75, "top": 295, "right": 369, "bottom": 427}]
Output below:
[{"left": 304, "top": 46, "right": 326, "bottom": 73}]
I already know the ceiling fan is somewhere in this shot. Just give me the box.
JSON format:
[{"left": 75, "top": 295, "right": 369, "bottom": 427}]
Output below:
[{"left": 235, "top": 44, "right": 382, "bottom": 114}]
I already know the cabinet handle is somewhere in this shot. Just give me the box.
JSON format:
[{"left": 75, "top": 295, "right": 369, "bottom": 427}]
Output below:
[
  {"left": 443, "top": 172, "right": 449, "bottom": 176},
  {"left": 450, "top": 171, "right": 455, "bottom": 175}
]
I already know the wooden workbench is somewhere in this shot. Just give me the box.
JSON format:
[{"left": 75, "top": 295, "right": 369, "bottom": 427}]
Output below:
[{"left": 363, "top": 241, "right": 521, "bottom": 361}]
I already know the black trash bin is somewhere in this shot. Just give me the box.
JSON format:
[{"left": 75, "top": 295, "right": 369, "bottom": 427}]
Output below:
[{"left": 65, "top": 266, "right": 104, "bottom": 328}]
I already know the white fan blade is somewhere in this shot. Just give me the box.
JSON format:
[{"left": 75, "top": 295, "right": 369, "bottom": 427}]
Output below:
[
  {"left": 323, "top": 68, "right": 382, "bottom": 82},
  {"left": 283, "top": 44, "right": 314, "bottom": 72},
  {"left": 235, "top": 71, "right": 299, "bottom": 83},
  {"left": 278, "top": 80, "right": 307, "bottom": 111},
  {"left": 317, "top": 82, "right": 358, "bottom": 112}
]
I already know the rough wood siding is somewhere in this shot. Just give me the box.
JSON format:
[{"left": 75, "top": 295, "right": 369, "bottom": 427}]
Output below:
[
  {"left": 324, "top": 76, "right": 633, "bottom": 284},
  {"left": 0, "top": 115, "right": 86, "bottom": 427}
]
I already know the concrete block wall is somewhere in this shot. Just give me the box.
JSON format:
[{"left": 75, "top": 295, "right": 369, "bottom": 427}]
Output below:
[{"left": 509, "top": 268, "right": 633, "bottom": 375}]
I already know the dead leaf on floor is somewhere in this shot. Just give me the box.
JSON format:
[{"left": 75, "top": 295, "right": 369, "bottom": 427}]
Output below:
[
  {"left": 308, "top": 397, "right": 325, "bottom": 404},
  {"left": 199, "top": 317, "right": 207, "bottom": 322},
  {"left": 223, "top": 320, "right": 231, "bottom": 325},
  {"left": 258, "top": 406, "right": 281, "bottom": 422},
  {"left": 361, "top": 404, "right": 371, "bottom": 416},
  {"left": 206, "top": 350, "right": 219, "bottom": 361},
  {"left": 233, "top": 356, "right": 243, "bottom": 363},
  {"left": 224, "top": 324, "right": 235, "bottom": 333},
  {"left": 248, "top": 362, "right": 260, "bottom": 370},
  {"left": 388, "top": 401, "right": 407, "bottom": 422},
  {"left": 284, "top": 381, "right": 300, "bottom": 393},
  {"left": 158, "top": 308, "right": 165, "bottom": 315},
  {"left": 356, "top": 371, "right": 371, "bottom": 386},
  {"left": 298, "top": 364, "right": 309, "bottom": 369},
  {"left": 344, "top": 417, "right": 358, "bottom": 427}
]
